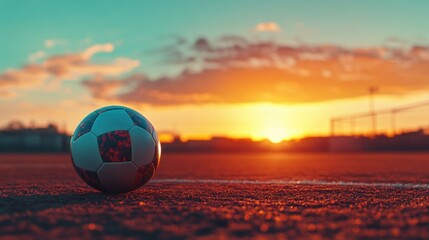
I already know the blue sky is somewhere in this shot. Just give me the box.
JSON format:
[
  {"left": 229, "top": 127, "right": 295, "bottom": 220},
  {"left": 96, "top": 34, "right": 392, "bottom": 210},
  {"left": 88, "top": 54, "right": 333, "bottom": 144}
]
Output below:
[{"left": 1, "top": 0, "right": 429, "bottom": 72}]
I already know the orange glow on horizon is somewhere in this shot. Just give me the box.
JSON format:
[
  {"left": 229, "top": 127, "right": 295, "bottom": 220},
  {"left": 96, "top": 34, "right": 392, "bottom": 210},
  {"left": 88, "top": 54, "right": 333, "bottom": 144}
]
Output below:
[{"left": 3, "top": 94, "right": 429, "bottom": 142}]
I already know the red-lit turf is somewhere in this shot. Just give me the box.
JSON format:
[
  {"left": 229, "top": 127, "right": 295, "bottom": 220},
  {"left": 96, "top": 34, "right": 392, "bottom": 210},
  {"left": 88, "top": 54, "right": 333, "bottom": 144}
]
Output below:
[{"left": 1, "top": 153, "right": 429, "bottom": 239}]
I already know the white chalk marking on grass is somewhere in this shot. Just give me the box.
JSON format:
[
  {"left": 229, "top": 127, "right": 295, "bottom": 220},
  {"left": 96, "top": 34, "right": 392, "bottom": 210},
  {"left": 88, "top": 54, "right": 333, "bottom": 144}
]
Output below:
[{"left": 152, "top": 179, "right": 429, "bottom": 189}]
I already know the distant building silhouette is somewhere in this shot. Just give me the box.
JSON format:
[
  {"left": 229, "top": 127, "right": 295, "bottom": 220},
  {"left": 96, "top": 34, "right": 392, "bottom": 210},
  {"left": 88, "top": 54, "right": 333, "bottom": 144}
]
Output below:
[
  {"left": 0, "top": 121, "right": 70, "bottom": 152},
  {"left": 328, "top": 129, "right": 429, "bottom": 152},
  {"left": 162, "top": 128, "right": 429, "bottom": 153},
  {"left": 1, "top": 121, "right": 429, "bottom": 153}
]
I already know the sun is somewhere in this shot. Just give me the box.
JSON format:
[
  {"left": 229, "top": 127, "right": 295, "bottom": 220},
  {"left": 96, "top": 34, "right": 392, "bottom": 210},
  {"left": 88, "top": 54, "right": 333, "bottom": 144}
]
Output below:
[{"left": 262, "top": 127, "right": 289, "bottom": 143}]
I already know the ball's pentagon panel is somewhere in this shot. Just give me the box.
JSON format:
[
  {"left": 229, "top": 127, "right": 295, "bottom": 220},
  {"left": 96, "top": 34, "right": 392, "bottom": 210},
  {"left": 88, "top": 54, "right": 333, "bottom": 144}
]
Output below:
[
  {"left": 73, "top": 111, "right": 99, "bottom": 141},
  {"left": 91, "top": 109, "right": 134, "bottom": 136},
  {"left": 134, "top": 162, "right": 155, "bottom": 189},
  {"left": 125, "top": 108, "right": 154, "bottom": 134},
  {"left": 70, "top": 132, "right": 103, "bottom": 171},
  {"left": 97, "top": 130, "right": 132, "bottom": 162},
  {"left": 129, "top": 126, "right": 155, "bottom": 167},
  {"left": 97, "top": 162, "right": 138, "bottom": 193}
]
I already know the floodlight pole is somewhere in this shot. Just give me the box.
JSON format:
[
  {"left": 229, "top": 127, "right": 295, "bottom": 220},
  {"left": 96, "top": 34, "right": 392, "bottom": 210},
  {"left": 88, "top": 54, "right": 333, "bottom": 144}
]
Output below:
[
  {"left": 350, "top": 118, "right": 355, "bottom": 136},
  {"left": 391, "top": 110, "right": 396, "bottom": 136},
  {"left": 368, "top": 86, "right": 378, "bottom": 137}
]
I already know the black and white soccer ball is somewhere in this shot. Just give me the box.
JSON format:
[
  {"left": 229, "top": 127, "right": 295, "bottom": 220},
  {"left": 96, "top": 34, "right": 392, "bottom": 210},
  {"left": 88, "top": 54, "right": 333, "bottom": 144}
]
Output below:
[{"left": 70, "top": 106, "right": 161, "bottom": 193}]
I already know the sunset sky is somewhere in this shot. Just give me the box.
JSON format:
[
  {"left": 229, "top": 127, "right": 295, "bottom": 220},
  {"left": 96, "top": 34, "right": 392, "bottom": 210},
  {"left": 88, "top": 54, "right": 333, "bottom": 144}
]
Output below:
[{"left": 1, "top": 1, "right": 429, "bottom": 141}]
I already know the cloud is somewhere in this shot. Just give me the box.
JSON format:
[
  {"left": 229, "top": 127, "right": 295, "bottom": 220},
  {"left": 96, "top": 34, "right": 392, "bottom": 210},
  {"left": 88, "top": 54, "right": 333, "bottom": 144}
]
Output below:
[
  {"left": 0, "top": 90, "right": 15, "bottom": 99},
  {"left": 44, "top": 39, "right": 67, "bottom": 48},
  {"left": 254, "top": 22, "right": 281, "bottom": 32},
  {"left": 81, "top": 44, "right": 114, "bottom": 59},
  {"left": 82, "top": 74, "right": 142, "bottom": 99},
  {"left": 28, "top": 51, "right": 46, "bottom": 62},
  {"left": 0, "top": 44, "right": 139, "bottom": 95},
  {"left": 82, "top": 36, "right": 429, "bottom": 106}
]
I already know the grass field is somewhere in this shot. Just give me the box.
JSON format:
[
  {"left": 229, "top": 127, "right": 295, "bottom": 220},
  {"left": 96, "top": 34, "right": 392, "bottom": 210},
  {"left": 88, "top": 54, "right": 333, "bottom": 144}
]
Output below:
[{"left": 1, "top": 152, "right": 429, "bottom": 239}]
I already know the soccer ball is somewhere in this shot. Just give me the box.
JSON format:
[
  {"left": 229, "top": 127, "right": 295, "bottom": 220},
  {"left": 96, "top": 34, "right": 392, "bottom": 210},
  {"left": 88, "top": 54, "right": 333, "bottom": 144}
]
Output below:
[{"left": 70, "top": 106, "right": 161, "bottom": 193}]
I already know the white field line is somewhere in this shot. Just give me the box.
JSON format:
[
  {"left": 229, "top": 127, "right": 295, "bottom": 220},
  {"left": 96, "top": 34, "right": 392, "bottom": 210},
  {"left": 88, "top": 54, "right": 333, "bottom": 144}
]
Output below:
[
  {"left": 1, "top": 163, "right": 428, "bottom": 189},
  {"left": 152, "top": 179, "right": 429, "bottom": 189}
]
